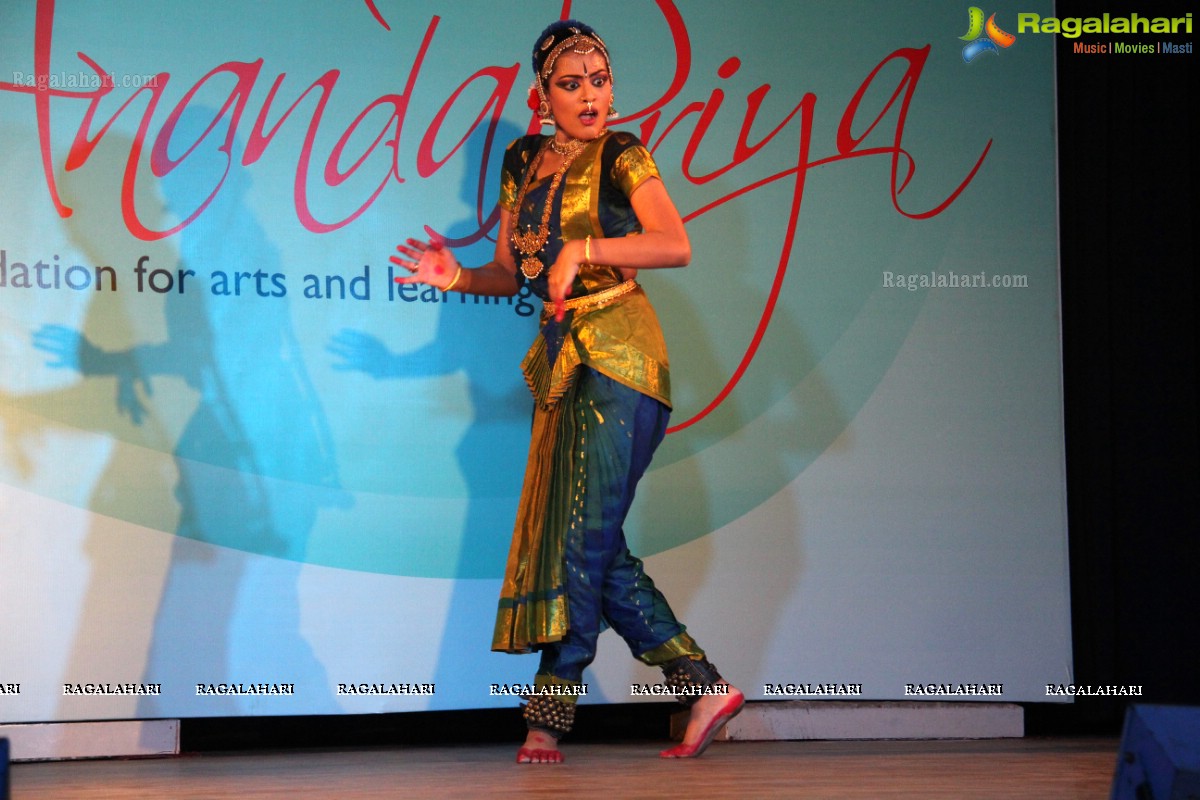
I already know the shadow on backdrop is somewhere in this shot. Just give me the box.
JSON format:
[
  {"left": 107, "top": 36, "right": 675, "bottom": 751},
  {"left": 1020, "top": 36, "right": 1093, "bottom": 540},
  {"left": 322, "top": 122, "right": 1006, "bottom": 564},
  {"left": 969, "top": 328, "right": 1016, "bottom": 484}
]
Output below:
[{"left": 29, "top": 106, "right": 350, "bottom": 718}]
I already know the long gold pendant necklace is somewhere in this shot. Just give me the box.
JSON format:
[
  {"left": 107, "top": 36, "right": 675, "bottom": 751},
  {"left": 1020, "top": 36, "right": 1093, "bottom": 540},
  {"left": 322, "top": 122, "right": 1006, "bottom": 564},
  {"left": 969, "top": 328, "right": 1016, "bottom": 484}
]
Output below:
[{"left": 511, "top": 136, "right": 589, "bottom": 280}]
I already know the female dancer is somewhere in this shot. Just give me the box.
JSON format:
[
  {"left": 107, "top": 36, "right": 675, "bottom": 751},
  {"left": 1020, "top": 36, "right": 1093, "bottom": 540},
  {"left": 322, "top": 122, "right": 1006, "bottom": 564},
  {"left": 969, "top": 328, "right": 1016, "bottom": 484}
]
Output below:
[{"left": 392, "top": 19, "right": 743, "bottom": 763}]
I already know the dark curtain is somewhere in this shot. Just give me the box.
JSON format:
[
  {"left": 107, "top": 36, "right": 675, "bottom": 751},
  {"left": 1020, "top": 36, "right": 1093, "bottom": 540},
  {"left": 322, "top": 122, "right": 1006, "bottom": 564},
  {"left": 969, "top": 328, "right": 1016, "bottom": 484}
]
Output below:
[{"left": 1046, "top": 0, "right": 1198, "bottom": 733}]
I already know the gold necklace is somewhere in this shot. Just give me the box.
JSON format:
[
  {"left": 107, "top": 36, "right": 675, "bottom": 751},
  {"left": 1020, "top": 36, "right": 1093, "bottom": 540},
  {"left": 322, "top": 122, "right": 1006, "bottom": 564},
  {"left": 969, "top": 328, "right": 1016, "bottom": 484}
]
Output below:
[
  {"left": 549, "top": 135, "right": 583, "bottom": 156},
  {"left": 511, "top": 136, "right": 589, "bottom": 279}
]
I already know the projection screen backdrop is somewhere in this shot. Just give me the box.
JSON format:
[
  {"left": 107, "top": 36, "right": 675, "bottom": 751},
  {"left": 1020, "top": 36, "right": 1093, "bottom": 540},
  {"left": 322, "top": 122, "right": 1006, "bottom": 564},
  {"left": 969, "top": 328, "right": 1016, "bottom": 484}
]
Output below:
[{"left": 0, "top": 0, "right": 1070, "bottom": 721}]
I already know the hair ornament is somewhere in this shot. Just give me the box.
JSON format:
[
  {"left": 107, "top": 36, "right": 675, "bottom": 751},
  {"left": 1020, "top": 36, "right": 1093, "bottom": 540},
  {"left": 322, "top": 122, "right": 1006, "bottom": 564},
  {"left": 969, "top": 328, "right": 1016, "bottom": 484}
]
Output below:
[{"left": 531, "top": 20, "right": 614, "bottom": 90}]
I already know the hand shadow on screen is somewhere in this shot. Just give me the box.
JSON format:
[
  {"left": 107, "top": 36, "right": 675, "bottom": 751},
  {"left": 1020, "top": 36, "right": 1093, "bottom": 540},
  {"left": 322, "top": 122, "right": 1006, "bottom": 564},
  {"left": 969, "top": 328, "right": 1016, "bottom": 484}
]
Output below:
[
  {"left": 27, "top": 110, "right": 348, "bottom": 721},
  {"left": 326, "top": 119, "right": 531, "bottom": 704}
]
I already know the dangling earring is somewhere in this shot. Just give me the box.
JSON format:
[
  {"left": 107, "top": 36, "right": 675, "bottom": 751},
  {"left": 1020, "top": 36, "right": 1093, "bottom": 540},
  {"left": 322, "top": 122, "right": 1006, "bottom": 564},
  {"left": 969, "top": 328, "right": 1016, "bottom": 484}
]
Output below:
[
  {"left": 529, "top": 79, "right": 554, "bottom": 126},
  {"left": 607, "top": 95, "right": 619, "bottom": 119}
]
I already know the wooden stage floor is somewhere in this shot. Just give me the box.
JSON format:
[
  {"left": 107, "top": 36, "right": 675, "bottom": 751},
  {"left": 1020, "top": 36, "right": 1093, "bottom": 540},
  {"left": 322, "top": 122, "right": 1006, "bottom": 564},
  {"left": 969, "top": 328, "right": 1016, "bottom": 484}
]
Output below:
[{"left": 11, "top": 737, "right": 1118, "bottom": 799}]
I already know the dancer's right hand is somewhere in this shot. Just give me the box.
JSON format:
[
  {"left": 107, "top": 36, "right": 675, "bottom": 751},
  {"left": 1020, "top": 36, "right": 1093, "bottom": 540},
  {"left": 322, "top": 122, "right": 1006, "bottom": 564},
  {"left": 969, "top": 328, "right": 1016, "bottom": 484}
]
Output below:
[{"left": 390, "top": 237, "right": 459, "bottom": 289}]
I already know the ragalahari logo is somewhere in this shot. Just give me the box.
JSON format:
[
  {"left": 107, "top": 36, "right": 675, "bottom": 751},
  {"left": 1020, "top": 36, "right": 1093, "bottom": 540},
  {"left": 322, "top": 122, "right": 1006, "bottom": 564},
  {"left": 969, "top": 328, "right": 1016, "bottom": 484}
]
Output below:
[{"left": 960, "top": 7, "right": 1017, "bottom": 62}]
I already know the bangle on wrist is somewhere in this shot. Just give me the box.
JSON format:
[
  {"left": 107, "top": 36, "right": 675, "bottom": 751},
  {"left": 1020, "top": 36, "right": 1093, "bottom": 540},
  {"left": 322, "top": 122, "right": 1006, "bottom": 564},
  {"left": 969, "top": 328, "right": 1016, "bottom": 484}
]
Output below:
[
  {"left": 584, "top": 235, "right": 592, "bottom": 265},
  {"left": 445, "top": 265, "right": 463, "bottom": 292}
]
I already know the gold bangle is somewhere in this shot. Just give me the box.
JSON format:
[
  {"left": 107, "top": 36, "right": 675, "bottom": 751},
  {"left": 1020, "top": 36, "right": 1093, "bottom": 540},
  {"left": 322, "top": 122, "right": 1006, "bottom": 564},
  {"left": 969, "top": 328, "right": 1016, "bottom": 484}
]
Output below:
[
  {"left": 445, "top": 265, "right": 463, "bottom": 292},
  {"left": 584, "top": 235, "right": 591, "bottom": 265}
]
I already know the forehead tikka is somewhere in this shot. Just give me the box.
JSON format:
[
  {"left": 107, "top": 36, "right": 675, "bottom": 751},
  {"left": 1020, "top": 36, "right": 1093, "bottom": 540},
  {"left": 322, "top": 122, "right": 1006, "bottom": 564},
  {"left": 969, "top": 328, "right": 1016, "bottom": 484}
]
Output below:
[{"left": 539, "top": 30, "right": 612, "bottom": 86}]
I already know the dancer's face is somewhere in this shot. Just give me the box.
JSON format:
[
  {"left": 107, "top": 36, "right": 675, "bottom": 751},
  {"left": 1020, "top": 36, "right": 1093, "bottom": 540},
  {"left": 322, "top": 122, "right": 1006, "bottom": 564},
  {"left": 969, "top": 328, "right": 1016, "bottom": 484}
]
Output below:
[{"left": 546, "top": 50, "right": 612, "bottom": 143}]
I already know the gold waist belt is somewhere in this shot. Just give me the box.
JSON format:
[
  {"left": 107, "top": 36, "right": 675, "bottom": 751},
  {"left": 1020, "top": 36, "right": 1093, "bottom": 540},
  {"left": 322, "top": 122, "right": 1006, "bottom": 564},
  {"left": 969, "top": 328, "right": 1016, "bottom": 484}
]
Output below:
[{"left": 543, "top": 279, "right": 638, "bottom": 316}]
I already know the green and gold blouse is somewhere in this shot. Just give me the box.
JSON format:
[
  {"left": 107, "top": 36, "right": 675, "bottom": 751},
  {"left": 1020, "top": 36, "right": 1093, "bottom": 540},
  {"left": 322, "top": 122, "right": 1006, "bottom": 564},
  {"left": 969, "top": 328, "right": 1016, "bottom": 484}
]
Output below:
[{"left": 500, "top": 131, "right": 672, "bottom": 410}]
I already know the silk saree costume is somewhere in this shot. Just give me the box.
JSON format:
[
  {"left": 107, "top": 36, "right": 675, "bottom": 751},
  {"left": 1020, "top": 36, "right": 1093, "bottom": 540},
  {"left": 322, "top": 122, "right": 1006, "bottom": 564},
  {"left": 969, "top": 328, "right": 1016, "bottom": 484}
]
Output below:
[{"left": 491, "top": 131, "right": 703, "bottom": 686}]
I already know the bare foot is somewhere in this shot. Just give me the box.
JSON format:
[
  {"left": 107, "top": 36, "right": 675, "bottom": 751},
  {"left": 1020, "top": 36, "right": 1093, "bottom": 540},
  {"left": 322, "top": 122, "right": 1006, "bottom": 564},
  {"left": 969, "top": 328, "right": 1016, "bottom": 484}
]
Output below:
[
  {"left": 516, "top": 729, "right": 564, "bottom": 764},
  {"left": 660, "top": 682, "right": 745, "bottom": 758}
]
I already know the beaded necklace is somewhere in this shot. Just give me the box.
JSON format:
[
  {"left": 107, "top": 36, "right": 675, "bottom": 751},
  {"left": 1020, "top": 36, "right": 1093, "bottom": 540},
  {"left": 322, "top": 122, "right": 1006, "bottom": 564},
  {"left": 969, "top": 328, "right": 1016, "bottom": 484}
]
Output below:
[{"left": 510, "top": 135, "right": 591, "bottom": 280}]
